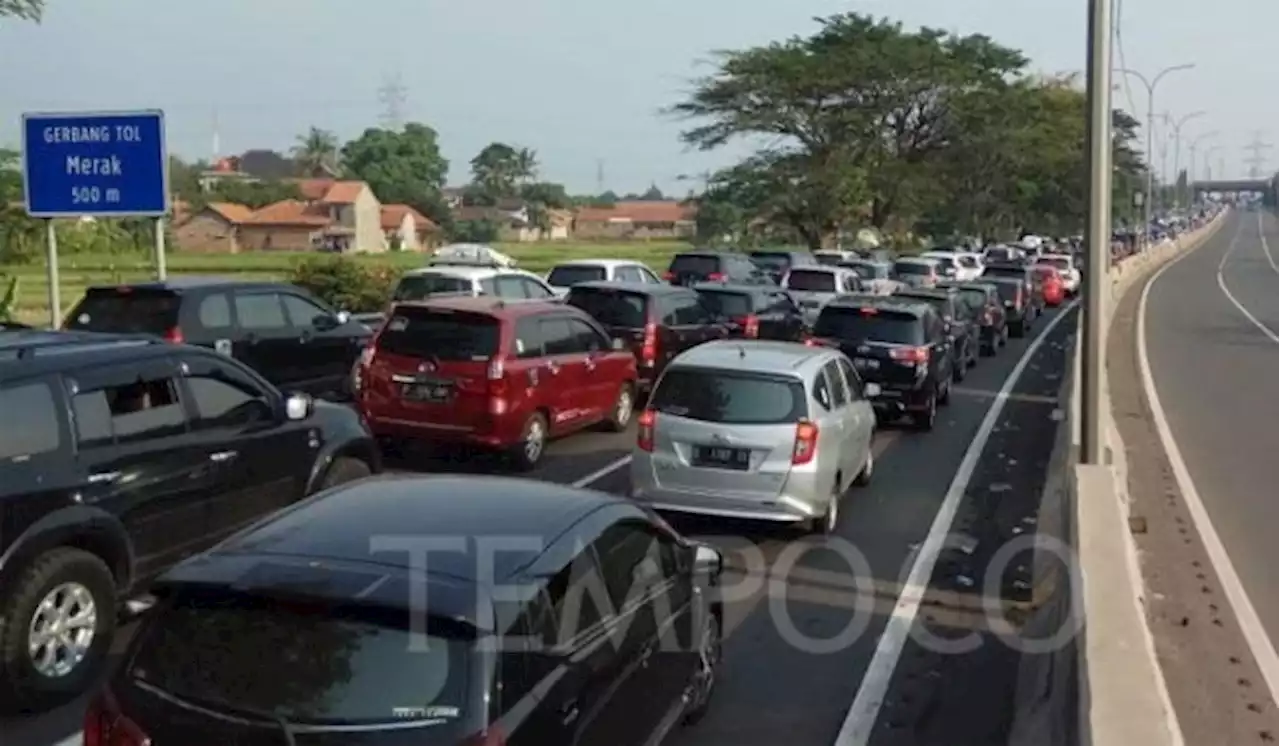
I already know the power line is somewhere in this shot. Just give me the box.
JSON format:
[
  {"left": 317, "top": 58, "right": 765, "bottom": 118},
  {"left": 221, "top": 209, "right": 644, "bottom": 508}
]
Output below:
[
  {"left": 1243, "top": 132, "right": 1271, "bottom": 178},
  {"left": 377, "top": 73, "right": 408, "bottom": 130}
]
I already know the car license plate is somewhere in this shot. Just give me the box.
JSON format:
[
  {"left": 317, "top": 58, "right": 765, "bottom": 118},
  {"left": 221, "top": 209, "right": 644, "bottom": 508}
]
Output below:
[
  {"left": 402, "top": 382, "right": 452, "bottom": 402},
  {"left": 853, "top": 357, "right": 880, "bottom": 371},
  {"left": 693, "top": 446, "right": 750, "bottom": 470}
]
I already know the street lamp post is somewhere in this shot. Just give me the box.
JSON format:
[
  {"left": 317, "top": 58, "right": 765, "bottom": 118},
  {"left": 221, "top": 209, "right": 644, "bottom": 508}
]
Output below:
[
  {"left": 1202, "top": 145, "right": 1224, "bottom": 180},
  {"left": 1118, "top": 64, "right": 1195, "bottom": 238},
  {"left": 1187, "top": 130, "right": 1219, "bottom": 205},
  {"left": 1168, "top": 110, "right": 1206, "bottom": 208}
]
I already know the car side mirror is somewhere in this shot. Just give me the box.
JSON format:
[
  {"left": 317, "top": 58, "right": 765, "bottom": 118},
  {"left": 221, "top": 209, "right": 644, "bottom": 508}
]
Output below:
[
  {"left": 693, "top": 543, "right": 723, "bottom": 574},
  {"left": 284, "top": 392, "right": 314, "bottom": 421},
  {"left": 611, "top": 337, "right": 627, "bottom": 351},
  {"left": 864, "top": 382, "right": 882, "bottom": 398},
  {"left": 335, "top": 310, "right": 351, "bottom": 325},
  {"left": 312, "top": 314, "right": 340, "bottom": 331}
]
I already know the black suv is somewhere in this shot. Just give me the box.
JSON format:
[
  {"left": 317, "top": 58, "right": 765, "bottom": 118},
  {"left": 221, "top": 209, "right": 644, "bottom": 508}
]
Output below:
[
  {"left": 693, "top": 283, "right": 809, "bottom": 341},
  {"left": 566, "top": 282, "right": 729, "bottom": 392},
  {"left": 981, "top": 263, "right": 1045, "bottom": 321},
  {"left": 63, "top": 278, "right": 373, "bottom": 400},
  {"left": 664, "top": 251, "right": 772, "bottom": 286},
  {"left": 92, "top": 475, "right": 724, "bottom": 746},
  {"left": 939, "top": 281, "right": 1008, "bottom": 355},
  {"left": 747, "top": 249, "right": 819, "bottom": 283},
  {"left": 810, "top": 296, "right": 953, "bottom": 430},
  {"left": 893, "top": 286, "right": 980, "bottom": 379},
  {"left": 0, "top": 330, "right": 379, "bottom": 709}
]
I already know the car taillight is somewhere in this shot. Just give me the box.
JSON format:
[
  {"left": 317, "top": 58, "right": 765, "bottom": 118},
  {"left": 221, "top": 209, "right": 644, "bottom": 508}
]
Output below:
[
  {"left": 1015, "top": 287, "right": 1024, "bottom": 309},
  {"left": 162, "top": 326, "right": 183, "bottom": 343},
  {"left": 792, "top": 420, "right": 819, "bottom": 465},
  {"left": 641, "top": 322, "right": 657, "bottom": 366},
  {"left": 637, "top": 409, "right": 656, "bottom": 452},
  {"left": 84, "top": 691, "right": 150, "bottom": 746},
  {"left": 707, "top": 272, "right": 726, "bottom": 281},
  {"left": 736, "top": 314, "right": 760, "bottom": 338},
  {"left": 352, "top": 346, "right": 375, "bottom": 393},
  {"left": 487, "top": 357, "right": 509, "bottom": 414},
  {"left": 984, "top": 308, "right": 995, "bottom": 324},
  {"left": 662, "top": 271, "right": 675, "bottom": 281},
  {"left": 889, "top": 346, "right": 930, "bottom": 363}
]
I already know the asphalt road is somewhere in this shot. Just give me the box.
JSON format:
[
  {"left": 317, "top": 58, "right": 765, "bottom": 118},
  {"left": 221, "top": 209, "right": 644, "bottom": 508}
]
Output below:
[
  {"left": 1144, "top": 208, "right": 1279, "bottom": 646},
  {"left": 7, "top": 303, "right": 1077, "bottom": 746}
]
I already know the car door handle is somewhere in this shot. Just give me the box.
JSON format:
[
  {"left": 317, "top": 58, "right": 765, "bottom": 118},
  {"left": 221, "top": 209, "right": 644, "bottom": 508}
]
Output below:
[
  {"left": 86, "top": 471, "right": 121, "bottom": 484},
  {"left": 209, "top": 450, "right": 238, "bottom": 463}
]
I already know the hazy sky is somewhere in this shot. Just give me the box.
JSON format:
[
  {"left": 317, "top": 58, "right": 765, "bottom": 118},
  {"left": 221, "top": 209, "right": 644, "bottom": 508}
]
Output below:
[{"left": 1, "top": 0, "right": 1275, "bottom": 192}]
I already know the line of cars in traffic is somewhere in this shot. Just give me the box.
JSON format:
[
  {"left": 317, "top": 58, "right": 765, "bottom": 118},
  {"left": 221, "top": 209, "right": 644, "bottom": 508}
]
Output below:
[{"left": 0, "top": 241, "right": 1079, "bottom": 745}]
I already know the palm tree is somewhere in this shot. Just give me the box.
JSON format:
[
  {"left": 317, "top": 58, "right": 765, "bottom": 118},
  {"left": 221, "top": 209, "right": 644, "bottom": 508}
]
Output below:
[
  {"left": 514, "top": 148, "right": 539, "bottom": 186},
  {"left": 292, "top": 127, "right": 340, "bottom": 177}
]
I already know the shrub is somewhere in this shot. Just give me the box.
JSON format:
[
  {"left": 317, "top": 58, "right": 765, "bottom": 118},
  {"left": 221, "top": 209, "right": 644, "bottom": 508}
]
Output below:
[
  {"left": 290, "top": 255, "right": 392, "bottom": 312},
  {"left": 0, "top": 275, "right": 19, "bottom": 322}
]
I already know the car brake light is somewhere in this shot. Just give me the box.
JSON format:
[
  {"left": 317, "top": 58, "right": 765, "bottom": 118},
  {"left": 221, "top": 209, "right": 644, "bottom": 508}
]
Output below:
[
  {"left": 84, "top": 691, "right": 149, "bottom": 746},
  {"left": 707, "top": 272, "right": 726, "bottom": 281},
  {"left": 736, "top": 314, "right": 760, "bottom": 338},
  {"left": 662, "top": 271, "right": 675, "bottom": 281},
  {"left": 792, "top": 420, "right": 819, "bottom": 465},
  {"left": 637, "top": 409, "right": 656, "bottom": 452},
  {"left": 641, "top": 322, "right": 657, "bottom": 366},
  {"left": 163, "top": 326, "right": 183, "bottom": 343},
  {"left": 487, "top": 357, "right": 509, "bottom": 414},
  {"left": 889, "top": 346, "right": 930, "bottom": 363}
]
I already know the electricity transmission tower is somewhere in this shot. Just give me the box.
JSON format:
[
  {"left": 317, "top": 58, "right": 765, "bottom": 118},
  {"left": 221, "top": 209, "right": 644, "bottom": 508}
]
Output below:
[
  {"left": 1243, "top": 132, "right": 1272, "bottom": 178},
  {"left": 377, "top": 74, "right": 408, "bottom": 130}
]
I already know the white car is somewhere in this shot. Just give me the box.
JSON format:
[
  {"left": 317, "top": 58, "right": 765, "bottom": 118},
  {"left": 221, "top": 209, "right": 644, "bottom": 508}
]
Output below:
[
  {"left": 544, "top": 259, "right": 664, "bottom": 296},
  {"left": 390, "top": 263, "right": 557, "bottom": 304},
  {"left": 1035, "top": 254, "right": 1082, "bottom": 295},
  {"left": 918, "top": 251, "right": 967, "bottom": 281},
  {"left": 954, "top": 252, "right": 985, "bottom": 281},
  {"left": 781, "top": 266, "right": 862, "bottom": 321},
  {"left": 432, "top": 242, "right": 517, "bottom": 267}
]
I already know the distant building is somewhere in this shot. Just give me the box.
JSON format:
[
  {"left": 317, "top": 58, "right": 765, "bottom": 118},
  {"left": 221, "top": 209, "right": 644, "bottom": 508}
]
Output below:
[{"left": 573, "top": 200, "right": 696, "bottom": 240}]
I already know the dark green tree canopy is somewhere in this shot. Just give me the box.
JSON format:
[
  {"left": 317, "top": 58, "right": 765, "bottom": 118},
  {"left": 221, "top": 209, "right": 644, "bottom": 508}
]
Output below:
[{"left": 341, "top": 123, "right": 451, "bottom": 226}]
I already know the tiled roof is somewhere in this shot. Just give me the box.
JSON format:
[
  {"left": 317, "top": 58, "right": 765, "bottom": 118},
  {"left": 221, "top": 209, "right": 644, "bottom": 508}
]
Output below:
[
  {"left": 206, "top": 202, "right": 254, "bottom": 224},
  {"left": 242, "top": 199, "right": 331, "bottom": 227},
  {"left": 291, "top": 178, "right": 367, "bottom": 204},
  {"left": 381, "top": 204, "right": 439, "bottom": 231}
]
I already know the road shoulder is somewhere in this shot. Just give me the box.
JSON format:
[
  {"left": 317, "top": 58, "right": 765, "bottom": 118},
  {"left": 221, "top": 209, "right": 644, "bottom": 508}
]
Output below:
[{"left": 1106, "top": 230, "right": 1279, "bottom": 746}]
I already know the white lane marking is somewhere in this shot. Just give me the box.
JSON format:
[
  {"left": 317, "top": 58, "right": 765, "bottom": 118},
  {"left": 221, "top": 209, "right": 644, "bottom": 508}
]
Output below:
[
  {"left": 1217, "top": 215, "right": 1280, "bottom": 343},
  {"left": 1139, "top": 220, "right": 1280, "bottom": 706},
  {"left": 1257, "top": 209, "right": 1278, "bottom": 273},
  {"left": 833, "top": 300, "right": 1080, "bottom": 746},
  {"left": 572, "top": 454, "right": 632, "bottom": 488}
]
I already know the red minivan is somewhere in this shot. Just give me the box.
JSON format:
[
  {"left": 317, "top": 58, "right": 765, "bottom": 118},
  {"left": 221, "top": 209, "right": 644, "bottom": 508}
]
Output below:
[{"left": 356, "top": 297, "right": 638, "bottom": 469}]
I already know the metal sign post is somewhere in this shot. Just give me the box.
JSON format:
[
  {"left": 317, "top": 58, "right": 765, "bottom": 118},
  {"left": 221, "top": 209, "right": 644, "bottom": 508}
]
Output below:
[
  {"left": 44, "top": 219, "right": 60, "bottom": 326},
  {"left": 21, "top": 109, "right": 170, "bottom": 323}
]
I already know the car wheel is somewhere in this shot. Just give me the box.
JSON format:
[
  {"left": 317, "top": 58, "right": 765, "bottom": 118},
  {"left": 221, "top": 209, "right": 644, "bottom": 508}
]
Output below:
[
  {"left": 811, "top": 482, "right": 842, "bottom": 535},
  {"left": 603, "top": 384, "right": 634, "bottom": 432},
  {"left": 912, "top": 392, "right": 937, "bottom": 431},
  {"left": 938, "top": 377, "right": 952, "bottom": 406},
  {"left": 854, "top": 444, "right": 874, "bottom": 486},
  {"left": 682, "top": 608, "right": 722, "bottom": 725},
  {"left": 510, "top": 412, "right": 549, "bottom": 471},
  {"left": 0, "top": 548, "right": 117, "bottom": 713},
  {"left": 320, "top": 457, "right": 373, "bottom": 490}
]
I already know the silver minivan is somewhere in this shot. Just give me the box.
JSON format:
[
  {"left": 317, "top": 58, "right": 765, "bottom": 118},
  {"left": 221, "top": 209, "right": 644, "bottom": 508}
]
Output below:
[
  {"left": 630, "top": 340, "right": 878, "bottom": 534},
  {"left": 782, "top": 266, "right": 862, "bottom": 324}
]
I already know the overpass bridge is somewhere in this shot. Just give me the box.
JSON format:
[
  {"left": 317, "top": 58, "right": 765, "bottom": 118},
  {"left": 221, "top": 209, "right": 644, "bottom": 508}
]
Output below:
[{"left": 1192, "top": 177, "right": 1273, "bottom": 195}]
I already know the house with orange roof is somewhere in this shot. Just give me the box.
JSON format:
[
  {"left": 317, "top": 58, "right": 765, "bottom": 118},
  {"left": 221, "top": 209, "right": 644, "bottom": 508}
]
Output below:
[
  {"left": 573, "top": 200, "right": 696, "bottom": 240},
  {"left": 173, "top": 202, "right": 256, "bottom": 253},
  {"left": 380, "top": 204, "right": 440, "bottom": 251}
]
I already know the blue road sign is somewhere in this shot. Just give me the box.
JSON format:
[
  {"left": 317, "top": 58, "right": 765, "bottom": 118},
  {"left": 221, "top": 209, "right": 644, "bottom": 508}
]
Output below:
[{"left": 21, "top": 110, "right": 168, "bottom": 218}]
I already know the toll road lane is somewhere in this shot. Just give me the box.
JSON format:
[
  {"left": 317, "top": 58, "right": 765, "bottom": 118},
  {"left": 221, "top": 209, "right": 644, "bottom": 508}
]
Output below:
[
  {"left": 1145, "top": 210, "right": 1279, "bottom": 648},
  {"left": 586, "top": 305, "right": 1079, "bottom": 746},
  {"left": 13, "top": 305, "right": 1076, "bottom": 746}
]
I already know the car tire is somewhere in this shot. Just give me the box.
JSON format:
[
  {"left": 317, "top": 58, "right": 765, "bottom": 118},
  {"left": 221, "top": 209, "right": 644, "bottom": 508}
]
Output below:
[
  {"left": 510, "top": 412, "right": 549, "bottom": 472},
  {"left": 0, "top": 548, "right": 117, "bottom": 713},
  {"left": 912, "top": 392, "right": 937, "bottom": 431},
  {"left": 682, "top": 608, "right": 722, "bottom": 725},
  {"left": 811, "top": 482, "right": 843, "bottom": 535},
  {"left": 320, "top": 457, "right": 373, "bottom": 490},
  {"left": 854, "top": 444, "right": 874, "bottom": 486},
  {"left": 938, "top": 377, "right": 952, "bottom": 406},
  {"left": 602, "top": 384, "right": 635, "bottom": 433}
]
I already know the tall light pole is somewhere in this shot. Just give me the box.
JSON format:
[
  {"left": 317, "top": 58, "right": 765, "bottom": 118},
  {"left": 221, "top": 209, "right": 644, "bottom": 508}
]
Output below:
[
  {"left": 1081, "top": 0, "right": 1113, "bottom": 466},
  {"left": 1118, "top": 64, "right": 1195, "bottom": 238},
  {"left": 1187, "top": 130, "right": 1219, "bottom": 205},
  {"left": 1202, "top": 145, "right": 1224, "bottom": 181},
  {"left": 1168, "top": 110, "right": 1206, "bottom": 207}
]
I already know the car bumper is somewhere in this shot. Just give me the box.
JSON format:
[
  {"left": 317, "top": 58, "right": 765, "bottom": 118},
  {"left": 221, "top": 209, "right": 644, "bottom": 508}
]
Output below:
[
  {"left": 867, "top": 382, "right": 936, "bottom": 415},
  {"left": 629, "top": 454, "right": 827, "bottom": 522},
  {"left": 366, "top": 413, "right": 516, "bottom": 450}
]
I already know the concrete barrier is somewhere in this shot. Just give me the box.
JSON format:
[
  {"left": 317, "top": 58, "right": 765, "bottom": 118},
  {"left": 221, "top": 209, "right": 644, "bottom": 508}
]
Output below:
[{"left": 1008, "top": 213, "right": 1226, "bottom": 746}]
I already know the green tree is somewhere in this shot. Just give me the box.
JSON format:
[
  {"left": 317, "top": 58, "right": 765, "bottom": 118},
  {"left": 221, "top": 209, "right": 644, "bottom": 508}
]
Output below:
[
  {"left": 0, "top": 0, "right": 43, "bottom": 21},
  {"left": 519, "top": 181, "right": 571, "bottom": 209},
  {"left": 342, "top": 123, "right": 451, "bottom": 227},
  {"left": 452, "top": 219, "right": 501, "bottom": 244},
  {"left": 292, "top": 127, "right": 341, "bottom": 176},
  {"left": 470, "top": 142, "right": 538, "bottom": 202},
  {"left": 0, "top": 147, "right": 41, "bottom": 263},
  {"left": 200, "top": 179, "right": 302, "bottom": 210}
]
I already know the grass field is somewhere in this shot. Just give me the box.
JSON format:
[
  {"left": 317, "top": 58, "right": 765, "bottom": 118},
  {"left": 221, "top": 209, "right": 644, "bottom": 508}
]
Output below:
[{"left": 7, "top": 241, "right": 693, "bottom": 324}]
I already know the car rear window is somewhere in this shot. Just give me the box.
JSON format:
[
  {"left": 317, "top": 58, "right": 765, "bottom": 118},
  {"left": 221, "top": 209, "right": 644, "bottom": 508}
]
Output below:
[
  {"left": 650, "top": 367, "right": 806, "bottom": 425},
  {"left": 566, "top": 287, "right": 649, "bottom": 328},
  {"left": 957, "top": 288, "right": 989, "bottom": 310},
  {"left": 392, "top": 274, "right": 472, "bottom": 301},
  {"left": 814, "top": 307, "right": 925, "bottom": 345},
  {"left": 668, "top": 254, "right": 721, "bottom": 276},
  {"left": 925, "top": 255, "right": 958, "bottom": 269},
  {"left": 849, "top": 262, "right": 888, "bottom": 280},
  {"left": 1037, "top": 257, "right": 1071, "bottom": 271},
  {"left": 695, "top": 289, "right": 753, "bottom": 317},
  {"left": 892, "top": 261, "right": 933, "bottom": 276},
  {"left": 898, "top": 294, "right": 950, "bottom": 318},
  {"left": 377, "top": 307, "right": 500, "bottom": 360},
  {"left": 989, "top": 280, "right": 1021, "bottom": 301},
  {"left": 128, "top": 592, "right": 471, "bottom": 729},
  {"left": 547, "top": 265, "right": 607, "bottom": 287},
  {"left": 63, "top": 288, "right": 180, "bottom": 334},
  {"left": 983, "top": 265, "right": 1026, "bottom": 279},
  {"left": 785, "top": 269, "right": 837, "bottom": 292},
  {"left": 748, "top": 252, "right": 792, "bottom": 271}
]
